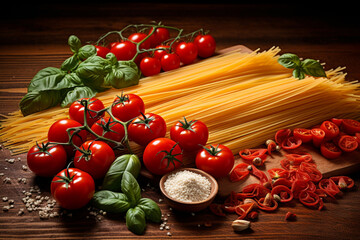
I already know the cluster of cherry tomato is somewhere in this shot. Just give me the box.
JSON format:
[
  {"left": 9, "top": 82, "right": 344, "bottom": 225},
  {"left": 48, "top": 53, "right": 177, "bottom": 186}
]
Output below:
[{"left": 94, "top": 25, "right": 216, "bottom": 77}]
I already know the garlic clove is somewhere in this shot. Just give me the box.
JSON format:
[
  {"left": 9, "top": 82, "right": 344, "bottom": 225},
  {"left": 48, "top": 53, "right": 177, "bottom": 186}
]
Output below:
[{"left": 231, "top": 219, "right": 251, "bottom": 232}]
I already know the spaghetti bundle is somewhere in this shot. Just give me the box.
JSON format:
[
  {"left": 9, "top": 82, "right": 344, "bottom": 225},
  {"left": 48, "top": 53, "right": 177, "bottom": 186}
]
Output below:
[{"left": 1, "top": 47, "right": 360, "bottom": 155}]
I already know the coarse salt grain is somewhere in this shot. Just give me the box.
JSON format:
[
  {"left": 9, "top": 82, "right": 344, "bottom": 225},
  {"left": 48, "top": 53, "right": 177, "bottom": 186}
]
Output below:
[{"left": 164, "top": 170, "right": 211, "bottom": 203}]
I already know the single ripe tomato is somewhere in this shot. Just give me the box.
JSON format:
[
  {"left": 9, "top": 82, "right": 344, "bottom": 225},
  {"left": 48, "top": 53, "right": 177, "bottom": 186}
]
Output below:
[
  {"left": 90, "top": 117, "right": 125, "bottom": 145},
  {"left": 111, "top": 93, "right": 145, "bottom": 122},
  {"left": 175, "top": 42, "right": 198, "bottom": 65},
  {"left": 342, "top": 119, "right": 360, "bottom": 135},
  {"left": 128, "top": 113, "right": 167, "bottom": 146},
  {"left": 94, "top": 45, "right": 110, "bottom": 58},
  {"left": 293, "top": 128, "right": 313, "bottom": 143},
  {"left": 320, "top": 141, "right": 342, "bottom": 159},
  {"left": 143, "top": 138, "right": 183, "bottom": 175},
  {"left": 51, "top": 168, "right": 95, "bottom": 210},
  {"left": 74, "top": 140, "right": 115, "bottom": 179},
  {"left": 110, "top": 41, "right": 137, "bottom": 61},
  {"left": 170, "top": 117, "right": 209, "bottom": 152},
  {"left": 128, "top": 32, "right": 152, "bottom": 50},
  {"left": 140, "top": 57, "right": 161, "bottom": 77},
  {"left": 47, "top": 118, "right": 87, "bottom": 158},
  {"left": 149, "top": 27, "right": 170, "bottom": 47},
  {"left": 338, "top": 135, "right": 358, "bottom": 152},
  {"left": 27, "top": 142, "right": 67, "bottom": 177},
  {"left": 153, "top": 45, "right": 170, "bottom": 59},
  {"left": 69, "top": 97, "right": 105, "bottom": 127},
  {"left": 320, "top": 120, "right": 340, "bottom": 139},
  {"left": 196, "top": 144, "right": 234, "bottom": 178},
  {"left": 193, "top": 34, "right": 216, "bottom": 58},
  {"left": 161, "top": 53, "right": 181, "bottom": 71}
]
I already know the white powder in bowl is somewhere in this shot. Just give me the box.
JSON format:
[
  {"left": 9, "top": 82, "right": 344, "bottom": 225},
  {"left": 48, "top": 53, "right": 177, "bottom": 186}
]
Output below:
[{"left": 164, "top": 170, "right": 211, "bottom": 203}]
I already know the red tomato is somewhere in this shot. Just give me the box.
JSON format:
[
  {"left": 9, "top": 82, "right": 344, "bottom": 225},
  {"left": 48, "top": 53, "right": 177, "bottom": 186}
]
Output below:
[
  {"left": 128, "top": 32, "right": 152, "bottom": 50},
  {"left": 47, "top": 119, "right": 87, "bottom": 157},
  {"left": 128, "top": 113, "right": 167, "bottom": 146},
  {"left": 281, "top": 136, "right": 302, "bottom": 150},
  {"left": 195, "top": 144, "right": 234, "bottom": 178},
  {"left": 342, "top": 119, "right": 360, "bottom": 135},
  {"left": 170, "top": 117, "right": 208, "bottom": 152},
  {"left": 149, "top": 27, "right": 170, "bottom": 47},
  {"left": 90, "top": 117, "right": 125, "bottom": 145},
  {"left": 69, "top": 97, "right": 105, "bottom": 127},
  {"left": 94, "top": 45, "right": 110, "bottom": 58},
  {"left": 331, "top": 118, "right": 343, "bottom": 127},
  {"left": 27, "top": 142, "right": 67, "bottom": 177},
  {"left": 161, "top": 53, "right": 181, "bottom": 71},
  {"left": 140, "top": 57, "right": 161, "bottom": 77},
  {"left": 293, "top": 128, "right": 312, "bottom": 143},
  {"left": 111, "top": 93, "right": 145, "bottom": 122},
  {"left": 193, "top": 34, "right": 216, "bottom": 58},
  {"left": 320, "top": 120, "right": 340, "bottom": 139},
  {"left": 311, "top": 128, "right": 325, "bottom": 147},
  {"left": 143, "top": 138, "right": 183, "bottom": 175},
  {"left": 274, "top": 128, "right": 292, "bottom": 145},
  {"left": 51, "top": 168, "right": 95, "bottom": 210},
  {"left": 74, "top": 140, "right": 115, "bottom": 179},
  {"left": 338, "top": 135, "right": 358, "bottom": 152},
  {"left": 175, "top": 42, "right": 198, "bottom": 65},
  {"left": 355, "top": 133, "right": 360, "bottom": 149},
  {"left": 153, "top": 45, "right": 170, "bottom": 59},
  {"left": 110, "top": 41, "right": 137, "bottom": 61},
  {"left": 320, "top": 141, "right": 342, "bottom": 159}
]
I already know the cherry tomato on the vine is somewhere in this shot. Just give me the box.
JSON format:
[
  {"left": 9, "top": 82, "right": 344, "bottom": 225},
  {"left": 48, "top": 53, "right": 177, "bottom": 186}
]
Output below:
[
  {"left": 27, "top": 142, "right": 67, "bottom": 177},
  {"left": 153, "top": 45, "right": 170, "bottom": 59},
  {"left": 161, "top": 53, "right": 181, "bottom": 71},
  {"left": 175, "top": 42, "right": 198, "bottom": 65},
  {"left": 90, "top": 117, "right": 125, "bottom": 145},
  {"left": 69, "top": 97, "right": 105, "bottom": 127},
  {"left": 193, "top": 34, "right": 216, "bottom": 58},
  {"left": 111, "top": 93, "right": 145, "bottom": 122},
  {"left": 143, "top": 138, "right": 183, "bottom": 175},
  {"left": 51, "top": 168, "right": 95, "bottom": 210},
  {"left": 74, "top": 140, "right": 115, "bottom": 179},
  {"left": 94, "top": 45, "right": 110, "bottom": 58},
  {"left": 149, "top": 27, "right": 170, "bottom": 47},
  {"left": 128, "top": 113, "right": 167, "bottom": 146},
  {"left": 196, "top": 144, "right": 234, "bottom": 178},
  {"left": 140, "top": 57, "right": 161, "bottom": 77},
  {"left": 170, "top": 117, "right": 208, "bottom": 152},
  {"left": 110, "top": 41, "right": 137, "bottom": 61},
  {"left": 47, "top": 118, "right": 87, "bottom": 158}
]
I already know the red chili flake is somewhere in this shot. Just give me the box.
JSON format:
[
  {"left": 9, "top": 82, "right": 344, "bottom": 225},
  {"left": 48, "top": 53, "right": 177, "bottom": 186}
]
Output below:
[{"left": 285, "top": 211, "right": 297, "bottom": 221}]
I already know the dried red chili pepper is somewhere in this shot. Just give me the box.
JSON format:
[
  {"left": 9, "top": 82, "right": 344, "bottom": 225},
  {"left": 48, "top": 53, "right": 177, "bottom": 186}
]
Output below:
[{"left": 285, "top": 211, "right": 297, "bottom": 221}]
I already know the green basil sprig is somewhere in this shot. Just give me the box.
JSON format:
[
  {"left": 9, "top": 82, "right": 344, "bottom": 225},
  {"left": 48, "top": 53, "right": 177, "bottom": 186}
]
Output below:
[
  {"left": 91, "top": 153, "right": 161, "bottom": 235},
  {"left": 19, "top": 35, "right": 141, "bottom": 116},
  {"left": 278, "top": 53, "right": 327, "bottom": 80}
]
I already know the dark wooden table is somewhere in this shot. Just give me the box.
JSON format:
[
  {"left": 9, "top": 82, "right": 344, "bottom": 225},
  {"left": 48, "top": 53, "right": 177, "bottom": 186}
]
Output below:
[{"left": 1, "top": 2, "right": 360, "bottom": 239}]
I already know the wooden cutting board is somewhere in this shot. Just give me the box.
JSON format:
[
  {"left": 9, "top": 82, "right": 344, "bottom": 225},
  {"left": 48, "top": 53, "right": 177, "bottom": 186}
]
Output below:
[{"left": 139, "top": 44, "right": 360, "bottom": 197}]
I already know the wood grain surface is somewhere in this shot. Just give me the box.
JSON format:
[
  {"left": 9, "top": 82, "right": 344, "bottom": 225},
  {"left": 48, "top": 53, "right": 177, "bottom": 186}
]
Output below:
[{"left": 1, "top": 2, "right": 360, "bottom": 240}]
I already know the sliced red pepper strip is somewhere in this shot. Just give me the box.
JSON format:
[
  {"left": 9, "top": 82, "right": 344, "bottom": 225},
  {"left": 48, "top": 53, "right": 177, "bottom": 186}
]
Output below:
[
  {"left": 330, "top": 176, "right": 355, "bottom": 189},
  {"left": 281, "top": 136, "right": 302, "bottom": 150},
  {"left": 271, "top": 185, "right": 293, "bottom": 203},
  {"left": 288, "top": 169, "right": 311, "bottom": 182},
  {"left": 272, "top": 178, "right": 293, "bottom": 189},
  {"left": 209, "top": 203, "right": 226, "bottom": 217},
  {"left": 268, "top": 168, "right": 289, "bottom": 180},
  {"left": 267, "top": 140, "right": 277, "bottom": 156},
  {"left": 291, "top": 179, "right": 312, "bottom": 199},
  {"left": 239, "top": 148, "right": 268, "bottom": 163},
  {"left": 223, "top": 191, "right": 241, "bottom": 211},
  {"left": 234, "top": 203, "right": 255, "bottom": 220},
  {"left": 229, "top": 162, "right": 250, "bottom": 182},
  {"left": 298, "top": 190, "right": 320, "bottom": 208},
  {"left": 319, "top": 178, "right": 341, "bottom": 199},
  {"left": 241, "top": 183, "right": 270, "bottom": 199},
  {"left": 256, "top": 196, "right": 278, "bottom": 211},
  {"left": 250, "top": 164, "right": 269, "bottom": 184},
  {"left": 275, "top": 128, "right": 292, "bottom": 145},
  {"left": 285, "top": 152, "right": 313, "bottom": 163},
  {"left": 299, "top": 162, "right": 322, "bottom": 182}
]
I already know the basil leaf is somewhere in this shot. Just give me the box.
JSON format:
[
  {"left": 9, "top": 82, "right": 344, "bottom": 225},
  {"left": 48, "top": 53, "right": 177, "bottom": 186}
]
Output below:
[
  {"left": 121, "top": 171, "right": 141, "bottom": 207},
  {"left": 278, "top": 53, "right": 301, "bottom": 69},
  {"left": 19, "top": 90, "right": 63, "bottom": 116},
  {"left": 27, "top": 67, "right": 66, "bottom": 92},
  {"left": 60, "top": 86, "right": 97, "bottom": 107},
  {"left": 137, "top": 198, "right": 162, "bottom": 223},
  {"left": 105, "top": 59, "right": 141, "bottom": 89},
  {"left": 76, "top": 55, "right": 112, "bottom": 90},
  {"left": 61, "top": 54, "right": 81, "bottom": 72},
  {"left": 91, "top": 190, "right": 130, "bottom": 213},
  {"left": 78, "top": 44, "right": 97, "bottom": 61},
  {"left": 68, "top": 35, "right": 82, "bottom": 53},
  {"left": 292, "top": 67, "right": 305, "bottom": 80},
  {"left": 301, "top": 59, "right": 327, "bottom": 78},
  {"left": 102, "top": 154, "right": 141, "bottom": 192},
  {"left": 126, "top": 207, "right": 146, "bottom": 235}
]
